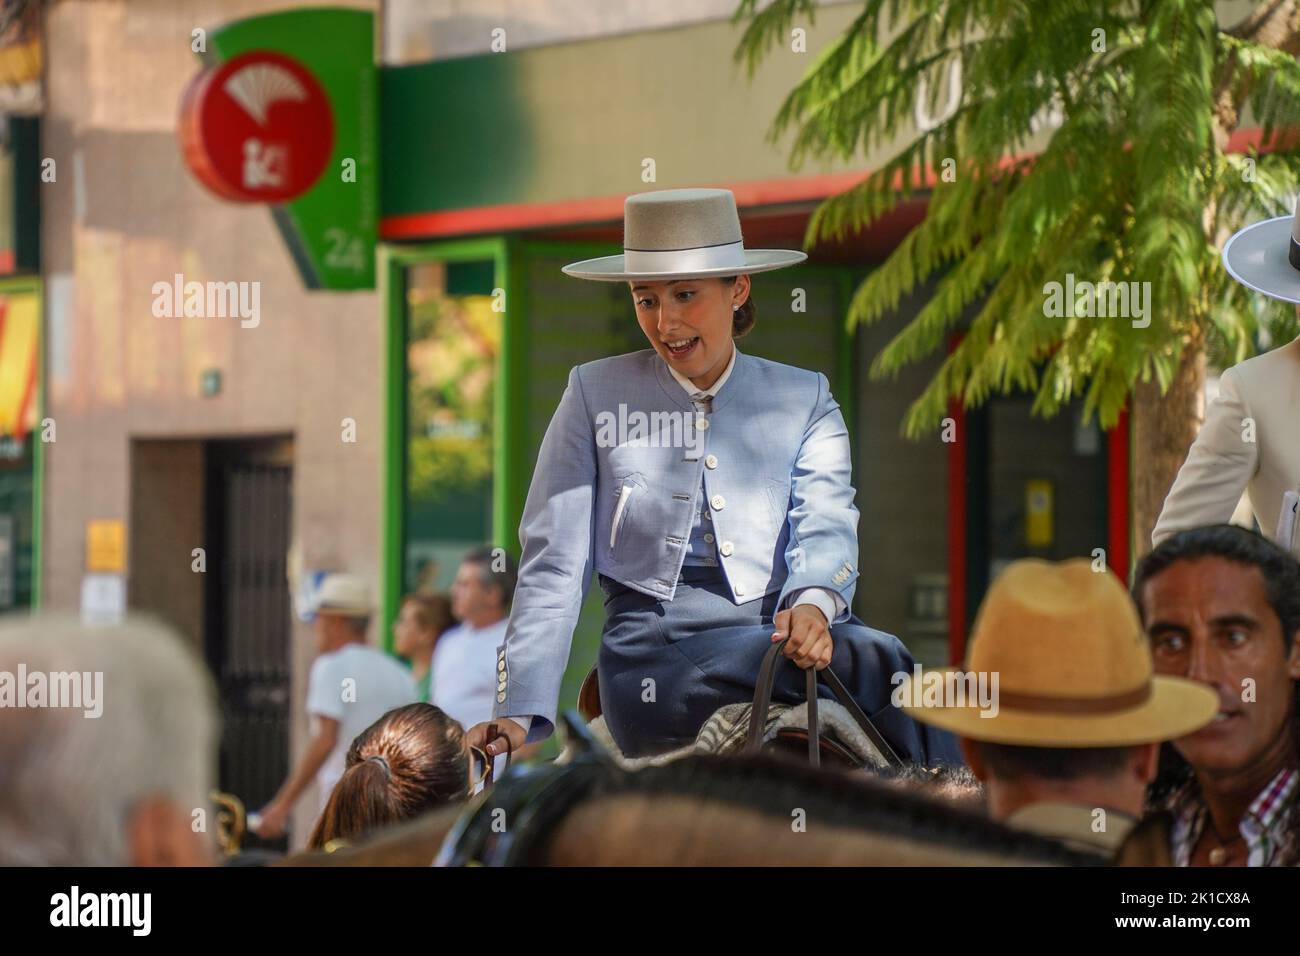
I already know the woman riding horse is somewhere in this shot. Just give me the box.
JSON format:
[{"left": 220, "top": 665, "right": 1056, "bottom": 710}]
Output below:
[{"left": 466, "top": 188, "right": 960, "bottom": 764}]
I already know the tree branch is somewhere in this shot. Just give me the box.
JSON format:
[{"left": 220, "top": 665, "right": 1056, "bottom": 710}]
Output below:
[{"left": 1227, "top": 0, "right": 1300, "bottom": 51}]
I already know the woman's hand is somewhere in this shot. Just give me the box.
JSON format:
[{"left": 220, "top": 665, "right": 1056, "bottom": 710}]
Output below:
[
  {"left": 772, "top": 604, "right": 833, "bottom": 670},
  {"left": 465, "top": 719, "right": 529, "bottom": 757}
]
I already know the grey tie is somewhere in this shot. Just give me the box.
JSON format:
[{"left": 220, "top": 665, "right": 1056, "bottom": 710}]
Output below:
[
  {"left": 684, "top": 392, "right": 711, "bottom": 463},
  {"left": 687, "top": 392, "right": 717, "bottom": 563}
]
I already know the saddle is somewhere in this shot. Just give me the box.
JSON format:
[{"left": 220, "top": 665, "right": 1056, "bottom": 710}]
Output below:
[{"left": 575, "top": 638, "right": 904, "bottom": 771}]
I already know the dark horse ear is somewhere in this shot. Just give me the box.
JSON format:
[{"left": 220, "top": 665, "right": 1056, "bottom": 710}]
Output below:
[{"left": 558, "top": 710, "right": 616, "bottom": 764}]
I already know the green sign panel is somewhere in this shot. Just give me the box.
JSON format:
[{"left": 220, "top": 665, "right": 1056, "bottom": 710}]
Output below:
[{"left": 194, "top": 8, "right": 377, "bottom": 290}]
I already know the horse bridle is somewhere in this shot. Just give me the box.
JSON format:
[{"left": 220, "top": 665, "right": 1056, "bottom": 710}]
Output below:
[{"left": 436, "top": 714, "right": 613, "bottom": 867}]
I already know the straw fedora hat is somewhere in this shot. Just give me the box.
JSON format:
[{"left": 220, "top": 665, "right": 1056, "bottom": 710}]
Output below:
[
  {"left": 561, "top": 187, "right": 807, "bottom": 281},
  {"left": 314, "top": 573, "right": 373, "bottom": 618},
  {"left": 899, "top": 559, "right": 1217, "bottom": 747},
  {"left": 1222, "top": 201, "right": 1300, "bottom": 304}
]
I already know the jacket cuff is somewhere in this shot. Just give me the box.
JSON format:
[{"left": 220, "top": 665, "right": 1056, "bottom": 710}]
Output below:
[
  {"left": 503, "top": 715, "right": 532, "bottom": 734},
  {"left": 494, "top": 699, "right": 554, "bottom": 744},
  {"left": 787, "top": 587, "right": 843, "bottom": 624}
]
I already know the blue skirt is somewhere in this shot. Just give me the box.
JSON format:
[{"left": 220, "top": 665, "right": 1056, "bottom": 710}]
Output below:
[{"left": 596, "top": 565, "right": 963, "bottom": 765}]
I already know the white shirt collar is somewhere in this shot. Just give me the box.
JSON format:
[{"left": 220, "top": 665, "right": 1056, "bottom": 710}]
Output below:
[{"left": 666, "top": 342, "right": 738, "bottom": 398}]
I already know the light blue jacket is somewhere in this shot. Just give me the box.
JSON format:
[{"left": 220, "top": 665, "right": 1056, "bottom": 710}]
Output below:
[{"left": 493, "top": 347, "right": 861, "bottom": 740}]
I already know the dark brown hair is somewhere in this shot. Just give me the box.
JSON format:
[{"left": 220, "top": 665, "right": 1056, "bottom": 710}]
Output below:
[
  {"left": 308, "top": 703, "right": 470, "bottom": 850},
  {"left": 720, "top": 276, "right": 756, "bottom": 338}
]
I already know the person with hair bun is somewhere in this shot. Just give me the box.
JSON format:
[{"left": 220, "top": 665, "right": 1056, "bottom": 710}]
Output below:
[{"left": 308, "top": 703, "right": 473, "bottom": 850}]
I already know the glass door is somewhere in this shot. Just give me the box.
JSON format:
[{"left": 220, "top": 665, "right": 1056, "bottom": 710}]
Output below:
[{"left": 400, "top": 257, "right": 501, "bottom": 597}]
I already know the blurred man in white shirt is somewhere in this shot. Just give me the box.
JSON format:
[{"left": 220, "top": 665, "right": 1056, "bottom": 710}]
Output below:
[{"left": 430, "top": 548, "right": 517, "bottom": 732}]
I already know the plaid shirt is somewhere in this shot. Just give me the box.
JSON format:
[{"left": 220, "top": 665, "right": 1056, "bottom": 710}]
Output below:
[{"left": 1169, "top": 767, "right": 1298, "bottom": 867}]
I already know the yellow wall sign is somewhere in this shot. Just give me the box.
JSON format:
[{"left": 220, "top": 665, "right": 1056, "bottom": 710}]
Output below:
[
  {"left": 86, "top": 519, "right": 126, "bottom": 572},
  {"left": 1025, "top": 480, "right": 1054, "bottom": 548},
  {"left": 0, "top": 290, "right": 39, "bottom": 441}
]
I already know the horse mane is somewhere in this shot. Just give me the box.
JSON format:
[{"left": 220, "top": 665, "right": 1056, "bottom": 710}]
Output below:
[
  {"left": 530, "top": 753, "right": 1104, "bottom": 866},
  {"left": 269, "top": 753, "right": 1105, "bottom": 867}
]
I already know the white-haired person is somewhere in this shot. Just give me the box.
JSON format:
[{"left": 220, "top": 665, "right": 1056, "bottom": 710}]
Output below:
[{"left": 0, "top": 614, "right": 218, "bottom": 865}]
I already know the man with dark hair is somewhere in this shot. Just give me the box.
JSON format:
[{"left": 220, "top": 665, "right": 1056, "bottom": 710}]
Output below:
[
  {"left": 1132, "top": 524, "right": 1300, "bottom": 866},
  {"left": 901, "top": 559, "right": 1216, "bottom": 858},
  {"left": 462, "top": 545, "right": 518, "bottom": 608},
  {"left": 429, "top": 547, "right": 520, "bottom": 734}
]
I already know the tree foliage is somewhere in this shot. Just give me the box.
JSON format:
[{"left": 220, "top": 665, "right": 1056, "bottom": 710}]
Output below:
[{"left": 734, "top": 0, "right": 1300, "bottom": 436}]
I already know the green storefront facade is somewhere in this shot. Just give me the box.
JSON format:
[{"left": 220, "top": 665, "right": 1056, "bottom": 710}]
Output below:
[{"left": 0, "top": 115, "right": 41, "bottom": 616}]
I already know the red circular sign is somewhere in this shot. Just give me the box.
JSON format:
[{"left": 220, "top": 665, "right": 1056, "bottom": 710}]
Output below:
[{"left": 179, "top": 50, "right": 334, "bottom": 203}]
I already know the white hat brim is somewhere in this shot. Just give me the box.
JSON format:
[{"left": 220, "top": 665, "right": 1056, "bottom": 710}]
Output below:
[
  {"left": 1222, "top": 215, "right": 1300, "bottom": 304},
  {"left": 561, "top": 248, "right": 807, "bottom": 281}
]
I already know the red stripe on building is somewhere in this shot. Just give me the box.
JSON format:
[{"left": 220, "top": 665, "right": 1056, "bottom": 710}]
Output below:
[
  {"left": 378, "top": 155, "right": 1037, "bottom": 240},
  {"left": 379, "top": 173, "right": 870, "bottom": 239},
  {"left": 1107, "top": 406, "right": 1130, "bottom": 582}
]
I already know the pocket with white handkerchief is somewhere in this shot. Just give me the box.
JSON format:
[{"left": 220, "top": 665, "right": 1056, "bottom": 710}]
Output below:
[{"left": 1276, "top": 490, "right": 1300, "bottom": 553}]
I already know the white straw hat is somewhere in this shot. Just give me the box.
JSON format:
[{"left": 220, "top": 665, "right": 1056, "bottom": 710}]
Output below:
[
  {"left": 561, "top": 187, "right": 807, "bottom": 281},
  {"left": 313, "top": 573, "right": 373, "bottom": 618}
]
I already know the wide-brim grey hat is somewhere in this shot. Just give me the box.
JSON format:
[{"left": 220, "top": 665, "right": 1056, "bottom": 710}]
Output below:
[
  {"left": 1222, "top": 212, "right": 1300, "bottom": 304},
  {"left": 561, "top": 187, "right": 808, "bottom": 281}
]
